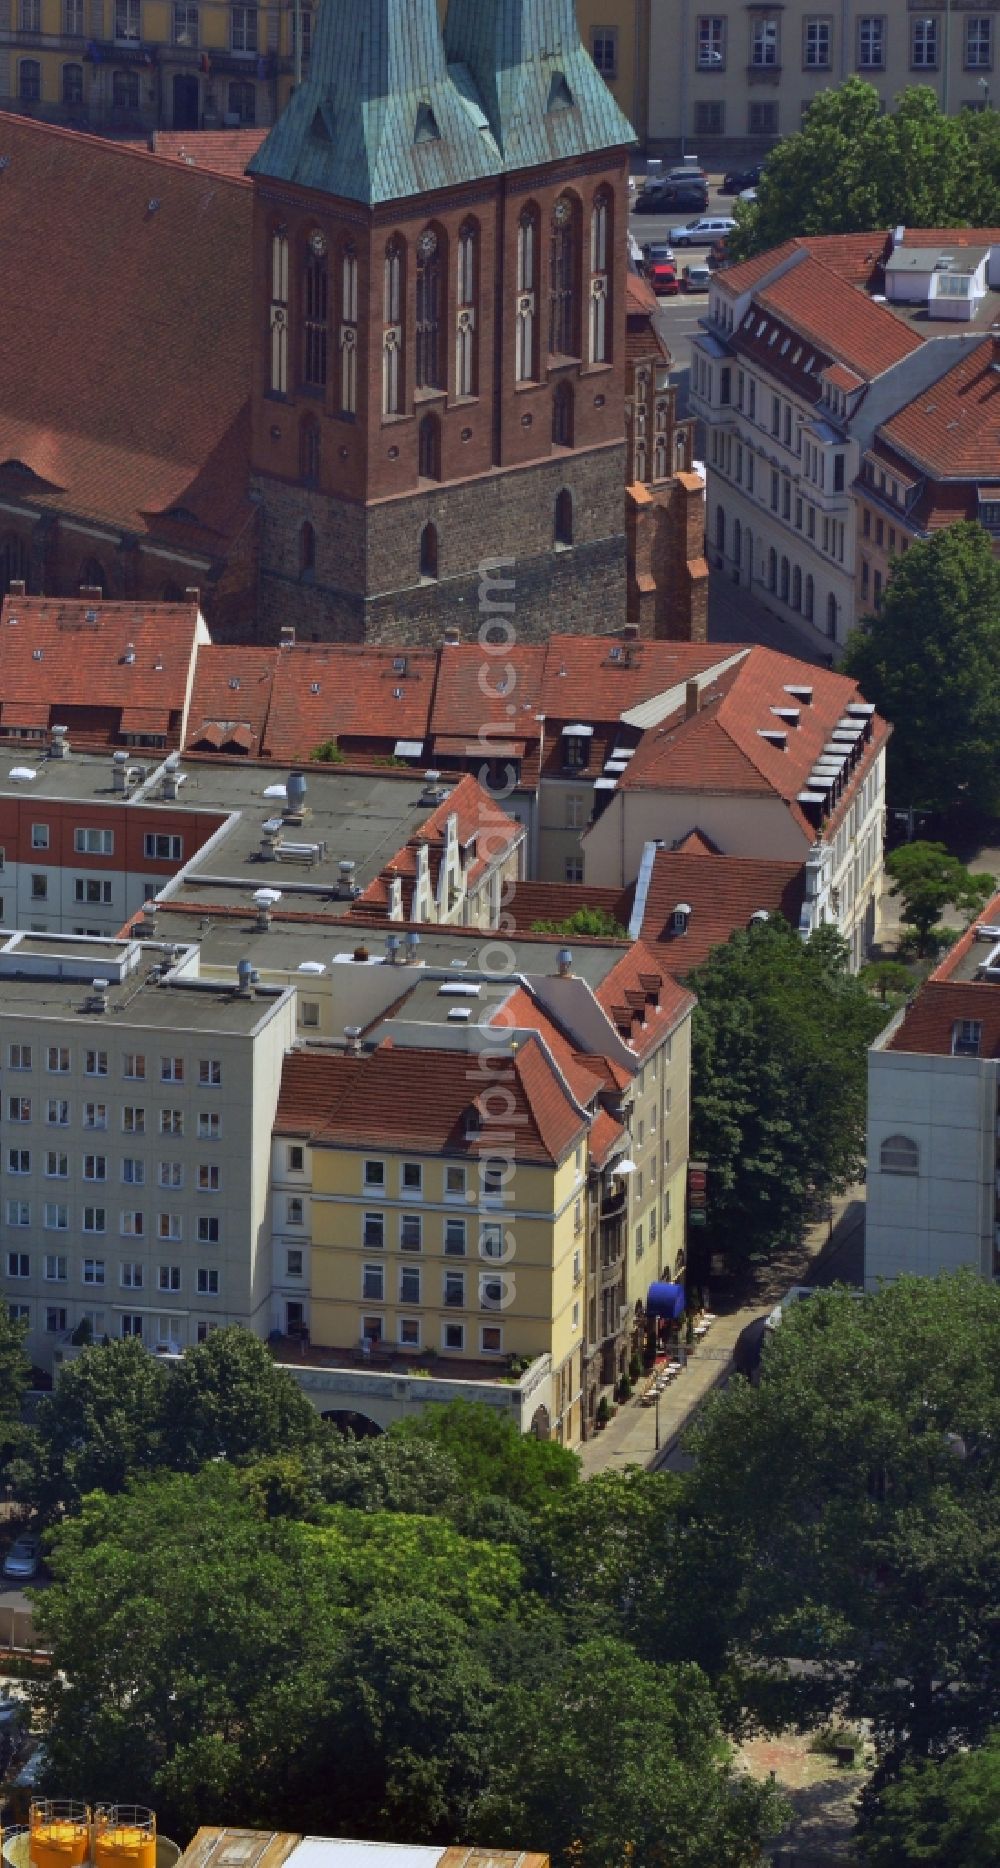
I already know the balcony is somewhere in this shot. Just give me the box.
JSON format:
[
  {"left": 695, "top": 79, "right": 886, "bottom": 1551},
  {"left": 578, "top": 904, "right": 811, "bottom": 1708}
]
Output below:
[{"left": 600, "top": 1181, "right": 627, "bottom": 1220}]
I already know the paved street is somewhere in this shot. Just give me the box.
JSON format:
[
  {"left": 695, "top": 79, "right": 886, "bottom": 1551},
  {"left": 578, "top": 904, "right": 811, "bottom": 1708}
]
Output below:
[{"left": 709, "top": 572, "right": 833, "bottom": 665}]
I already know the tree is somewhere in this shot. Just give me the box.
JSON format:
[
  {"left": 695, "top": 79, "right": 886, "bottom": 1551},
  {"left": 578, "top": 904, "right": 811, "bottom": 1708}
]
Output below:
[
  {"left": 688, "top": 919, "right": 886, "bottom": 1258},
  {"left": 32, "top": 1465, "right": 344, "bottom": 1839},
  {"left": 0, "top": 1305, "right": 31, "bottom": 1481},
  {"left": 530, "top": 907, "right": 628, "bottom": 940},
  {"left": 885, "top": 841, "right": 994, "bottom": 955},
  {"left": 28, "top": 1338, "right": 168, "bottom": 1517},
  {"left": 160, "top": 1325, "right": 323, "bottom": 1469},
  {"left": 474, "top": 1636, "right": 787, "bottom": 1868},
  {"left": 667, "top": 1276, "right": 1000, "bottom": 1772},
  {"left": 729, "top": 81, "right": 1000, "bottom": 261},
  {"left": 844, "top": 525, "right": 1000, "bottom": 817},
  {"left": 530, "top": 1468, "right": 680, "bottom": 1638},
  {"left": 318, "top": 1432, "right": 465, "bottom": 1516},
  {"left": 858, "top": 959, "right": 916, "bottom": 1002},
  {"left": 860, "top": 1735, "right": 1000, "bottom": 1868},
  {"left": 309, "top": 1505, "right": 523, "bottom": 1626},
  {"left": 392, "top": 1399, "right": 580, "bottom": 1511}
]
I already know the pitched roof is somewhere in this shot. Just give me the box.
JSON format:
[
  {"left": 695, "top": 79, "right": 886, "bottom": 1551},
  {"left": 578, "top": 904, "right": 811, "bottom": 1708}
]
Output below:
[
  {"left": 633, "top": 846, "right": 806, "bottom": 973},
  {"left": 877, "top": 334, "right": 1000, "bottom": 480},
  {"left": 349, "top": 772, "right": 521, "bottom": 920},
  {"left": 0, "top": 593, "right": 203, "bottom": 746},
  {"left": 503, "top": 880, "right": 632, "bottom": 931},
  {"left": 594, "top": 940, "right": 696, "bottom": 1060},
  {"left": 719, "top": 234, "right": 890, "bottom": 299},
  {"left": 539, "top": 635, "right": 730, "bottom": 719},
  {"left": 263, "top": 645, "right": 438, "bottom": 759},
  {"left": 756, "top": 256, "right": 923, "bottom": 380},
  {"left": 186, "top": 644, "right": 279, "bottom": 757},
  {"left": 887, "top": 983, "right": 1000, "bottom": 1057},
  {"left": 0, "top": 117, "right": 254, "bottom": 548},
  {"left": 489, "top": 984, "right": 604, "bottom": 1107},
  {"left": 588, "top": 1107, "right": 627, "bottom": 1168},
  {"left": 142, "top": 129, "right": 266, "bottom": 176},
  {"left": 429, "top": 644, "right": 546, "bottom": 743},
  {"left": 274, "top": 1035, "right": 586, "bottom": 1164}
]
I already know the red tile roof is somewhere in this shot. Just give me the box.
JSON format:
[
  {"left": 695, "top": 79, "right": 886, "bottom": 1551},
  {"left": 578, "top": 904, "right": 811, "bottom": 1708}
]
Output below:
[
  {"left": 617, "top": 645, "right": 890, "bottom": 840},
  {"left": 430, "top": 644, "right": 546, "bottom": 740},
  {"left": 503, "top": 880, "right": 633, "bottom": 931},
  {"left": 756, "top": 256, "right": 923, "bottom": 380},
  {"left": 0, "top": 593, "right": 203, "bottom": 747},
  {"left": 886, "top": 979, "right": 1000, "bottom": 1057},
  {"left": 274, "top": 1036, "right": 587, "bottom": 1164},
  {"left": 717, "top": 239, "right": 804, "bottom": 297},
  {"left": 349, "top": 772, "right": 522, "bottom": 921},
  {"left": 891, "top": 227, "right": 1000, "bottom": 250},
  {"left": 594, "top": 941, "right": 696, "bottom": 1061},
  {"left": 142, "top": 129, "right": 266, "bottom": 176},
  {"left": 539, "top": 635, "right": 729, "bottom": 718},
  {"left": 877, "top": 334, "right": 1000, "bottom": 479},
  {"left": 264, "top": 644, "right": 438, "bottom": 759},
  {"left": 186, "top": 644, "right": 278, "bottom": 757},
  {"left": 589, "top": 1107, "right": 627, "bottom": 1168},
  {"left": 0, "top": 116, "right": 254, "bottom": 548},
  {"left": 489, "top": 985, "right": 604, "bottom": 1108},
  {"left": 633, "top": 847, "right": 806, "bottom": 973},
  {"left": 719, "top": 234, "right": 891, "bottom": 299}
]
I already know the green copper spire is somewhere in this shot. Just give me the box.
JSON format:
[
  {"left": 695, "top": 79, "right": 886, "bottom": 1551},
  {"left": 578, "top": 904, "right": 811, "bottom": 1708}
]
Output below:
[
  {"left": 443, "top": 0, "right": 636, "bottom": 168},
  {"left": 249, "top": 0, "right": 503, "bottom": 205}
]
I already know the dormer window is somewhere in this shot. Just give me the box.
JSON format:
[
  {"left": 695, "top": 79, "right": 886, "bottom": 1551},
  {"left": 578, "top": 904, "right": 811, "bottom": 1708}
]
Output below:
[
  {"left": 952, "top": 1019, "right": 982, "bottom": 1058},
  {"left": 672, "top": 902, "right": 692, "bottom": 935}
]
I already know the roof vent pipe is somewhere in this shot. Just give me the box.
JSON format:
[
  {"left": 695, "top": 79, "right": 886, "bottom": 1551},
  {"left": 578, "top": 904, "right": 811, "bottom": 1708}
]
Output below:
[
  {"left": 236, "top": 957, "right": 255, "bottom": 999},
  {"left": 685, "top": 680, "right": 700, "bottom": 720},
  {"left": 50, "top": 724, "right": 69, "bottom": 759},
  {"left": 286, "top": 770, "right": 307, "bottom": 817},
  {"left": 385, "top": 933, "right": 401, "bottom": 965},
  {"left": 344, "top": 1025, "right": 362, "bottom": 1055},
  {"left": 112, "top": 750, "right": 129, "bottom": 793},
  {"left": 557, "top": 947, "right": 573, "bottom": 977},
  {"left": 405, "top": 930, "right": 421, "bottom": 965}
]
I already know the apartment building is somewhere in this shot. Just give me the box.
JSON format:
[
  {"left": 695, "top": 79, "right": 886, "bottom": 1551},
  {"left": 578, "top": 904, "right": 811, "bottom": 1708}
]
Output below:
[
  {"left": 692, "top": 234, "right": 995, "bottom": 648},
  {"left": 582, "top": 645, "right": 889, "bottom": 969},
  {"left": 866, "top": 889, "right": 1000, "bottom": 1289},
  {"left": 0, "top": 926, "right": 297, "bottom": 1371},
  {"left": 648, "top": 4, "right": 1000, "bottom": 153}
]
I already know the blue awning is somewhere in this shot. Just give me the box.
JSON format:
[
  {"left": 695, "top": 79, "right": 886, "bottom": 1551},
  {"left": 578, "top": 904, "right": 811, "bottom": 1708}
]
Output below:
[{"left": 647, "top": 1281, "right": 685, "bottom": 1321}]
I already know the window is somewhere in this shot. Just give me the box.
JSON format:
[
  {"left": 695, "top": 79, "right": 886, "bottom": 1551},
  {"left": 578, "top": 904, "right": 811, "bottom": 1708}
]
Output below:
[
  {"left": 697, "top": 13, "right": 725, "bottom": 65},
  {"left": 6, "top": 1254, "right": 28, "bottom": 1279},
  {"left": 83, "top": 1155, "right": 107, "bottom": 1182},
  {"left": 445, "top": 1165, "right": 466, "bottom": 1200},
  {"left": 590, "top": 25, "right": 618, "bottom": 76},
  {"left": 443, "top": 1321, "right": 464, "bottom": 1351},
  {"left": 516, "top": 207, "right": 538, "bottom": 383},
  {"left": 364, "top": 1160, "right": 385, "bottom": 1190},
  {"left": 290, "top": 0, "right": 310, "bottom": 58},
  {"left": 82, "top": 1257, "right": 105, "bottom": 1286},
  {"left": 418, "top": 413, "right": 441, "bottom": 481},
  {"left": 834, "top": 454, "right": 845, "bottom": 492},
  {"left": 161, "top": 1110, "right": 183, "bottom": 1136},
  {"left": 173, "top": 0, "right": 197, "bottom": 42},
  {"left": 270, "top": 229, "right": 289, "bottom": 396},
  {"left": 46, "top": 1307, "right": 68, "bottom": 1334},
  {"left": 44, "top": 1254, "right": 67, "bottom": 1282},
  {"left": 286, "top": 1248, "right": 304, "bottom": 1278},
  {"left": 45, "top": 1047, "right": 69, "bottom": 1074},
  {"left": 912, "top": 15, "right": 938, "bottom": 68},
  {"left": 399, "top": 1317, "right": 420, "bottom": 1349},
  {"left": 120, "top": 1211, "right": 144, "bottom": 1237},
  {"left": 7, "top": 1150, "right": 28, "bottom": 1175},
  {"left": 402, "top": 1162, "right": 423, "bottom": 1195},
  {"left": 966, "top": 17, "right": 992, "bottom": 69},
  {"left": 399, "top": 1266, "right": 420, "bottom": 1304},
  {"left": 750, "top": 17, "right": 779, "bottom": 66},
  {"left": 455, "top": 221, "right": 477, "bottom": 397},
  {"left": 158, "top": 1162, "right": 182, "bottom": 1189},
  {"left": 197, "top": 1217, "right": 220, "bottom": 1245},
  {"left": 444, "top": 1271, "right": 465, "bottom": 1308},
  {"left": 302, "top": 247, "right": 328, "bottom": 389},
  {"left": 952, "top": 1018, "right": 983, "bottom": 1057},
  {"left": 83, "top": 1103, "right": 107, "bottom": 1130},
  {"left": 46, "top": 1099, "right": 69, "bottom": 1127},
  {"left": 382, "top": 236, "right": 404, "bottom": 417},
  {"left": 120, "top": 1315, "right": 143, "bottom": 1338},
  {"left": 549, "top": 196, "right": 577, "bottom": 357},
  {"left": 195, "top": 1059, "right": 222, "bottom": 1090},
  {"left": 340, "top": 243, "right": 358, "bottom": 414},
  {"left": 114, "top": 0, "right": 139, "bottom": 36},
  {"left": 400, "top": 1214, "right": 422, "bottom": 1252},
  {"left": 288, "top": 1145, "right": 305, "bottom": 1174},
  {"left": 197, "top": 1268, "right": 220, "bottom": 1296},
  {"left": 197, "top": 1112, "right": 219, "bottom": 1140},
  {"left": 565, "top": 855, "right": 584, "bottom": 884},
  {"left": 480, "top": 1223, "right": 505, "bottom": 1260},
  {"left": 879, "top": 1134, "right": 919, "bottom": 1176},
  {"left": 7, "top": 1044, "right": 31, "bottom": 1071},
  {"left": 694, "top": 100, "right": 725, "bottom": 135},
  {"left": 160, "top": 1056, "right": 183, "bottom": 1084},
  {"left": 64, "top": 0, "right": 83, "bottom": 28},
  {"left": 44, "top": 1202, "right": 68, "bottom": 1231},
  {"left": 415, "top": 227, "right": 443, "bottom": 391},
  {"left": 144, "top": 833, "right": 182, "bottom": 862},
  {"left": 120, "top": 1262, "right": 143, "bottom": 1289},
  {"left": 85, "top": 1050, "right": 108, "bottom": 1078},
  {"left": 6, "top": 1201, "right": 28, "bottom": 1227},
  {"left": 552, "top": 379, "right": 574, "bottom": 447},
  {"left": 362, "top": 1264, "right": 384, "bottom": 1301},
  {"left": 748, "top": 101, "right": 779, "bottom": 134},
  {"left": 7, "top": 1097, "right": 29, "bottom": 1123},
  {"left": 555, "top": 487, "right": 574, "bottom": 547},
  {"left": 803, "top": 18, "right": 830, "bottom": 67},
  {"left": 157, "top": 1265, "right": 181, "bottom": 1293},
  {"left": 362, "top": 1212, "right": 384, "bottom": 1251},
  {"left": 199, "top": 1164, "right": 221, "bottom": 1193},
  {"left": 445, "top": 1218, "right": 466, "bottom": 1256},
  {"left": 112, "top": 68, "right": 139, "bottom": 108},
  {"left": 83, "top": 1207, "right": 105, "bottom": 1234},
  {"left": 858, "top": 15, "right": 885, "bottom": 69},
  {"left": 30, "top": 875, "right": 47, "bottom": 901},
  {"left": 62, "top": 62, "right": 84, "bottom": 104},
  {"left": 158, "top": 1213, "right": 181, "bottom": 1241},
  {"left": 74, "top": 828, "right": 114, "bottom": 855},
  {"left": 590, "top": 190, "right": 611, "bottom": 364},
  {"left": 481, "top": 1325, "right": 503, "bottom": 1355},
  {"left": 231, "top": 2, "right": 256, "bottom": 50}
]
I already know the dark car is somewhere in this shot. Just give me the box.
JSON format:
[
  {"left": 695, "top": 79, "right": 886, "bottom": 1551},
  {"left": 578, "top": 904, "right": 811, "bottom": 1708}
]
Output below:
[
  {"left": 634, "top": 179, "right": 709, "bottom": 215},
  {"left": 721, "top": 164, "right": 762, "bottom": 195}
]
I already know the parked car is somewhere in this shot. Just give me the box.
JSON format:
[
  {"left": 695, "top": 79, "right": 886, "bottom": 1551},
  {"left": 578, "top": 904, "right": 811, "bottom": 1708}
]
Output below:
[
  {"left": 721, "top": 163, "right": 763, "bottom": 194},
  {"left": 669, "top": 215, "right": 736, "bottom": 247},
  {"left": 664, "top": 164, "right": 709, "bottom": 185},
  {"left": 642, "top": 241, "right": 675, "bottom": 266},
  {"left": 650, "top": 258, "right": 679, "bottom": 295},
  {"left": 2, "top": 1537, "right": 39, "bottom": 1581},
  {"left": 681, "top": 262, "right": 712, "bottom": 292},
  {"left": 739, "top": 187, "right": 757, "bottom": 204},
  {"left": 635, "top": 179, "right": 708, "bottom": 214}
]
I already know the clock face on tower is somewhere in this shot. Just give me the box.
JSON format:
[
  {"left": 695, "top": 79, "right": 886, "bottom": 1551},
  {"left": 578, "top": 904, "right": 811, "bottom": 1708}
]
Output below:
[{"left": 308, "top": 229, "right": 328, "bottom": 257}]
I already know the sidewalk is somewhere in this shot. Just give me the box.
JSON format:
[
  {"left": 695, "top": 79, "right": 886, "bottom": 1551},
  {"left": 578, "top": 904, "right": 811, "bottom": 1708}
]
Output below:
[{"left": 577, "top": 1190, "right": 865, "bottom": 1479}]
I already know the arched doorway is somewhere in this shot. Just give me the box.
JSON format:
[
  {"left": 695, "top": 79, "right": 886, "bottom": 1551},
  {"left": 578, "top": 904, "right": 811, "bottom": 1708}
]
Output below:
[
  {"left": 320, "top": 1409, "right": 383, "bottom": 1439},
  {"left": 419, "top": 522, "right": 438, "bottom": 580},
  {"left": 529, "top": 1404, "right": 551, "bottom": 1441},
  {"left": 554, "top": 487, "right": 573, "bottom": 546},
  {"left": 172, "top": 72, "right": 198, "bottom": 129}
]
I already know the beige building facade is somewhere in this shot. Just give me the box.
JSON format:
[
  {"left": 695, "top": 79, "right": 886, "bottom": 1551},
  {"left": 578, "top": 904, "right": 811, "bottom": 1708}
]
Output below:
[{"left": 648, "top": 3, "right": 999, "bottom": 152}]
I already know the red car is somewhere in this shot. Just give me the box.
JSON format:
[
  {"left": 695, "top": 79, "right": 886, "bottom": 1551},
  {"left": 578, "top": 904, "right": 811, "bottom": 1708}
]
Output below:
[{"left": 648, "top": 258, "right": 679, "bottom": 296}]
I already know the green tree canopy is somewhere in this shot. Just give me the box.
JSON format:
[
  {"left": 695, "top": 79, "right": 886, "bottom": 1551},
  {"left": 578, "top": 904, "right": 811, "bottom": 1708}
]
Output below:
[
  {"left": 844, "top": 524, "right": 1000, "bottom": 816},
  {"left": 885, "top": 841, "right": 995, "bottom": 954},
  {"left": 159, "top": 1326, "right": 323, "bottom": 1469},
  {"left": 666, "top": 1275, "right": 1000, "bottom": 1770},
  {"left": 392, "top": 1398, "right": 580, "bottom": 1511},
  {"left": 729, "top": 81, "right": 1000, "bottom": 260},
  {"left": 474, "top": 1635, "right": 787, "bottom": 1868},
  {"left": 27, "top": 1338, "right": 168, "bottom": 1517},
  {"left": 530, "top": 907, "right": 628, "bottom": 939},
  {"left": 530, "top": 1468, "right": 679, "bottom": 1638},
  {"left": 309, "top": 1505, "right": 522, "bottom": 1625},
  {"left": 860, "top": 1734, "right": 1000, "bottom": 1868},
  {"left": 0, "top": 1304, "right": 32, "bottom": 1480},
  {"left": 688, "top": 919, "right": 886, "bottom": 1258}
]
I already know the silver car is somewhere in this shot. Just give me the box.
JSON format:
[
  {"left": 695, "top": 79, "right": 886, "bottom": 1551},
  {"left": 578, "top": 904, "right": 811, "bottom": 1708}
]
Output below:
[
  {"left": 2, "top": 1537, "right": 39, "bottom": 1581},
  {"left": 669, "top": 215, "right": 736, "bottom": 247}
]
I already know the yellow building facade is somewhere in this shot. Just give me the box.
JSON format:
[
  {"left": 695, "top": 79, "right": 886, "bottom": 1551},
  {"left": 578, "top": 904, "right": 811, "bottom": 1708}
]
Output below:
[{"left": 0, "top": 0, "right": 643, "bottom": 136}]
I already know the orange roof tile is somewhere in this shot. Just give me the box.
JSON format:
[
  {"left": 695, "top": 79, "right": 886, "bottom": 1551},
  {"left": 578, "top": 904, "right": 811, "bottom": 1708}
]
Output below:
[
  {"left": 0, "top": 116, "right": 253, "bottom": 546},
  {"left": 429, "top": 644, "right": 546, "bottom": 742},
  {"left": 594, "top": 941, "right": 695, "bottom": 1061},
  {"left": 503, "top": 880, "right": 633, "bottom": 931},
  {"left": 185, "top": 644, "right": 278, "bottom": 757},
  {"left": 539, "top": 635, "right": 730, "bottom": 719},
  {"left": 878, "top": 334, "right": 1000, "bottom": 480},
  {"left": 588, "top": 1107, "right": 627, "bottom": 1168},
  {"left": 349, "top": 772, "right": 521, "bottom": 920},
  {"left": 756, "top": 256, "right": 923, "bottom": 379},
  {"left": 0, "top": 593, "right": 202, "bottom": 747},
  {"left": 489, "top": 984, "right": 604, "bottom": 1108},
  {"left": 634, "top": 847, "right": 806, "bottom": 973},
  {"left": 142, "top": 129, "right": 266, "bottom": 176},
  {"left": 262, "top": 644, "right": 438, "bottom": 760},
  {"left": 888, "top": 980, "right": 1000, "bottom": 1057}
]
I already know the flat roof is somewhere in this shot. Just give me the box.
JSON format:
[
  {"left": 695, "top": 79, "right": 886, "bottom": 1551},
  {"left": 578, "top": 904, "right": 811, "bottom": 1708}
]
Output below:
[
  {"left": 0, "top": 749, "right": 161, "bottom": 804},
  {"left": 0, "top": 945, "right": 284, "bottom": 1031}
]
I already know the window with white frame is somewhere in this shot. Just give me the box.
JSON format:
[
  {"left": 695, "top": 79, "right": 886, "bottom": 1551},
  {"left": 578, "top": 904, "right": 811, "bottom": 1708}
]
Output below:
[
  {"left": 803, "top": 17, "right": 830, "bottom": 66},
  {"left": 231, "top": 2, "right": 256, "bottom": 51},
  {"left": 120, "top": 1262, "right": 143, "bottom": 1289},
  {"left": 750, "top": 17, "right": 779, "bottom": 65},
  {"left": 911, "top": 14, "right": 938, "bottom": 67},
  {"left": 697, "top": 14, "right": 724, "bottom": 65},
  {"left": 74, "top": 828, "right": 114, "bottom": 854}
]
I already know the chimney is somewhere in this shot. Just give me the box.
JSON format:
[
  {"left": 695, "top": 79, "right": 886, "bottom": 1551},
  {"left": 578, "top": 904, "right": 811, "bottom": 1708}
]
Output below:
[
  {"left": 49, "top": 724, "right": 69, "bottom": 759},
  {"left": 344, "top": 1025, "right": 363, "bottom": 1054},
  {"left": 279, "top": 624, "right": 296, "bottom": 649},
  {"left": 443, "top": 623, "right": 461, "bottom": 645},
  {"left": 79, "top": 584, "right": 102, "bottom": 602},
  {"left": 7, "top": 579, "right": 25, "bottom": 599},
  {"left": 184, "top": 585, "right": 200, "bottom": 605},
  {"left": 254, "top": 886, "right": 281, "bottom": 930},
  {"left": 236, "top": 958, "right": 255, "bottom": 999},
  {"left": 685, "top": 680, "right": 700, "bottom": 719},
  {"left": 112, "top": 750, "right": 129, "bottom": 793},
  {"left": 385, "top": 933, "right": 401, "bottom": 965},
  {"left": 621, "top": 622, "right": 640, "bottom": 640},
  {"left": 557, "top": 947, "right": 573, "bottom": 978}
]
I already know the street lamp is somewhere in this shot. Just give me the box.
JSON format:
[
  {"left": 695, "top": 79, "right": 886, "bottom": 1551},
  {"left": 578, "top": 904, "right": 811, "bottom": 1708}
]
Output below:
[{"left": 980, "top": 76, "right": 992, "bottom": 110}]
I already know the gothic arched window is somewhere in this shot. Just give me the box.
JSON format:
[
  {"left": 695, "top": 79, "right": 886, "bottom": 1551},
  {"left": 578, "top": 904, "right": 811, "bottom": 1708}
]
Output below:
[
  {"left": 302, "top": 239, "right": 329, "bottom": 389},
  {"left": 269, "top": 229, "right": 289, "bottom": 395},
  {"left": 516, "top": 206, "right": 538, "bottom": 383},
  {"left": 340, "top": 244, "right": 358, "bottom": 415},
  {"left": 383, "top": 236, "right": 404, "bottom": 416},
  {"left": 415, "top": 227, "right": 443, "bottom": 391},
  {"left": 589, "top": 189, "right": 611, "bottom": 363},
  {"left": 456, "top": 220, "right": 478, "bottom": 397},
  {"left": 549, "top": 195, "right": 577, "bottom": 358}
]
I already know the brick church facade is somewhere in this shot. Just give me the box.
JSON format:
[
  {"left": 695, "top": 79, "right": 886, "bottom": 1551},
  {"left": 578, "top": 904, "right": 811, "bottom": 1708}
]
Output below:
[{"left": 0, "top": 0, "right": 705, "bottom": 645}]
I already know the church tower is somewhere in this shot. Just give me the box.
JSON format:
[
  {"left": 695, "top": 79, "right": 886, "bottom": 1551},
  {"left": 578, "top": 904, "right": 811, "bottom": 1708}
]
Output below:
[{"left": 247, "top": 0, "right": 636, "bottom": 644}]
